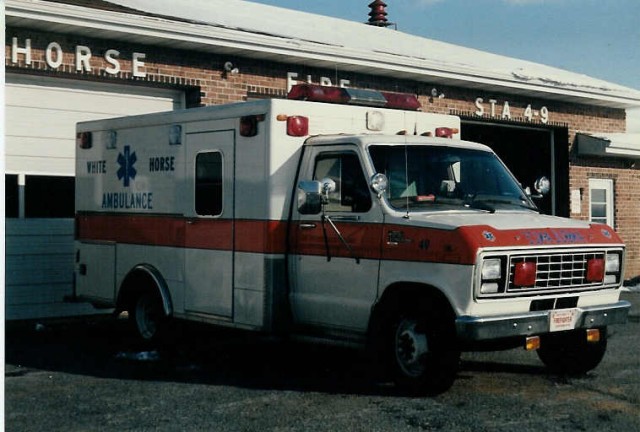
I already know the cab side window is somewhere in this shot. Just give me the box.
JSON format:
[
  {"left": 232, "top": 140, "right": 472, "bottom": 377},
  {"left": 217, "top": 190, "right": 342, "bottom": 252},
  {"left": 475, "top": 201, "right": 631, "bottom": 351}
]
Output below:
[
  {"left": 313, "top": 152, "right": 372, "bottom": 213},
  {"left": 195, "top": 151, "right": 223, "bottom": 216}
]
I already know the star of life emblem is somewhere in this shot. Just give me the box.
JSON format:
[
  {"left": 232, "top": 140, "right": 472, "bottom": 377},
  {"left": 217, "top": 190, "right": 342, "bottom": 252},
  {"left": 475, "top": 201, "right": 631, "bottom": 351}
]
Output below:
[
  {"left": 483, "top": 231, "right": 496, "bottom": 242},
  {"left": 117, "top": 145, "right": 137, "bottom": 187}
]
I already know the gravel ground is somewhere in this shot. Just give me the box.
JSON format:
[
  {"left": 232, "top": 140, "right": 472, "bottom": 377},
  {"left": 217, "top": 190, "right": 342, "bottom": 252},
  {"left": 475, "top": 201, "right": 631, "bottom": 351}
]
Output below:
[{"left": 5, "top": 291, "right": 639, "bottom": 432}]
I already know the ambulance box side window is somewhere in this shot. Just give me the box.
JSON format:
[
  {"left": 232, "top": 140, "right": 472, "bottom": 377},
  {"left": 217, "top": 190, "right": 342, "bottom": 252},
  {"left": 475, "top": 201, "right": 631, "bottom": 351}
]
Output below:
[
  {"left": 313, "top": 152, "right": 372, "bottom": 213},
  {"left": 195, "top": 152, "right": 223, "bottom": 216}
]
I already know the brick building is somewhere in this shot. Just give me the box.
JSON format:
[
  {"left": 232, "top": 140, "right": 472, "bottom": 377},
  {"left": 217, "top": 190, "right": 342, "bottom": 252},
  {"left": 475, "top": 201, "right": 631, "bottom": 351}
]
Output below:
[{"left": 5, "top": 0, "right": 640, "bottom": 319}]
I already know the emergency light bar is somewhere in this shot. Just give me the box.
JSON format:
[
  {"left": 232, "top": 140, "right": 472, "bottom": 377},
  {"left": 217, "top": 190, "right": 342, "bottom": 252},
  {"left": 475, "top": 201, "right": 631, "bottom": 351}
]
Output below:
[
  {"left": 288, "top": 84, "right": 421, "bottom": 111},
  {"left": 343, "top": 88, "right": 387, "bottom": 107}
]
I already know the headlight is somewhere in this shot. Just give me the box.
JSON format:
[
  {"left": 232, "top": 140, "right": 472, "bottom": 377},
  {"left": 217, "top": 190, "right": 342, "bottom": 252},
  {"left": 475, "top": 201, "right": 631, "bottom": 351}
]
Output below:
[
  {"left": 480, "top": 258, "right": 503, "bottom": 295},
  {"left": 605, "top": 253, "right": 620, "bottom": 273},
  {"left": 482, "top": 258, "right": 502, "bottom": 280},
  {"left": 604, "top": 252, "right": 621, "bottom": 284}
]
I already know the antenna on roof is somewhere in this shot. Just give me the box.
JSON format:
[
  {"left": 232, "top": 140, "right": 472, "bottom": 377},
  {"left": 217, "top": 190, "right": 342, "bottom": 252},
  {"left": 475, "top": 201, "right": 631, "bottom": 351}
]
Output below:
[{"left": 367, "top": 0, "right": 396, "bottom": 29}]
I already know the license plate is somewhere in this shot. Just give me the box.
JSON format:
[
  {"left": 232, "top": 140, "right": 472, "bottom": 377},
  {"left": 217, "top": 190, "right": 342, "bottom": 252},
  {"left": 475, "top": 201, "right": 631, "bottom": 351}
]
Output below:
[{"left": 549, "top": 308, "right": 578, "bottom": 332}]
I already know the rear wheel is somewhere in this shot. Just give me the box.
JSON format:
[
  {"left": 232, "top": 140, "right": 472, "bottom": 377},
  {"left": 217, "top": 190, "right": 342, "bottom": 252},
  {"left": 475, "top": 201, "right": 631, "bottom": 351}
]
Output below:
[
  {"left": 388, "top": 301, "right": 460, "bottom": 395},
  {"left": 537, "top": 327, "right": 607, "bottom": 375},
  {"left": 130, "top": 290, "right": 167, "bottom": 344}
]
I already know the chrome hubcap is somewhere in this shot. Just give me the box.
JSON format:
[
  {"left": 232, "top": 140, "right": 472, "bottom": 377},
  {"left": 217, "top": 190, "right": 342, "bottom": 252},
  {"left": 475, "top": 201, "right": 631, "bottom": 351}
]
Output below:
[
  {"left": 395, "top": 319, "right": 429, "bottom": 377},
  {"left": 136, "top": 295, "right": 158, "bottom": 340}
]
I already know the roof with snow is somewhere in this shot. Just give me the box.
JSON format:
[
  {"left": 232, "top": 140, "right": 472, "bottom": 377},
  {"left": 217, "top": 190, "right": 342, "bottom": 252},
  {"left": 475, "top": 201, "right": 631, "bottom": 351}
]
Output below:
[{"left": 7, "top": 0, "right": 640, "bottom": 109}]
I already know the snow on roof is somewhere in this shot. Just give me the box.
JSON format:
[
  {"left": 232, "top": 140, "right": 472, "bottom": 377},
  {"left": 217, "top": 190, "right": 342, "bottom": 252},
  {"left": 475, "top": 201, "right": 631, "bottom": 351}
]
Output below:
[
  {"left": 109, "top": 0, "right": 640, "bottom": 104},
  {"left": 17, "top": 0, "right": 640, "bottom": 107}
]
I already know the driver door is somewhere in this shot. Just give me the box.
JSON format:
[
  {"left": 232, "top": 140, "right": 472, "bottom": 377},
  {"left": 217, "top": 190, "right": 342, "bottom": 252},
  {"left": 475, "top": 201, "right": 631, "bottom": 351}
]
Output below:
[{"left": 288, "top": 144, "right": 383, "bottom": 333}]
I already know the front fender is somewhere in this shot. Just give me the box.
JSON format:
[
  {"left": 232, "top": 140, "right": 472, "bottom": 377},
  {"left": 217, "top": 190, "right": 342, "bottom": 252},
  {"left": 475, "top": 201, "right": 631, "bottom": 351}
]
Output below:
[{"left": 377, "top": 260, "right": 474, "bottom": 317}]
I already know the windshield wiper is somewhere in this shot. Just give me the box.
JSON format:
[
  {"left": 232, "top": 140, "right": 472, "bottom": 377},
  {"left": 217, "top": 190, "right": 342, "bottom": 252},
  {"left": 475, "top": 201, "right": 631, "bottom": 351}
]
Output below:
[
  {"left": 464, "top": 200, "right": 495, "bottom": 213},
  {"left": 465, "top": 196, "right": 538, "bottom": 213},
  {"left": 483, "top": 198, "right": 539, "bottom": 212}
]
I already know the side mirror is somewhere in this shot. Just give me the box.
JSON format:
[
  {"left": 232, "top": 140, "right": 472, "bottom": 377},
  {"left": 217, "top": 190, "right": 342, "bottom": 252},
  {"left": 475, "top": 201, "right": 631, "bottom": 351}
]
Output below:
[
  {"left": 319, "top": 177, "right": 337, "bottom": 195},
  {"left": 526, "top": 176, "right": 551, "bottom": 200},
  {"left": 534, "top": 176, "right": 551, "bottom": 195},
  {"left": 297, "top": 178, "right": 337, "bottom": 214},
  {"left": 297, "top": 180, "right": 323, "bottom": 215},
  {"left": 370, "top": 173, "right": 388, "bottom": 196}
]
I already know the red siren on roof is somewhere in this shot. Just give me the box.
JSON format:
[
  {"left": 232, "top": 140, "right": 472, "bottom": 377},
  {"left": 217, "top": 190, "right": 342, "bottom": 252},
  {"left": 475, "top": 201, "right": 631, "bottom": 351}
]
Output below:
[
  {"left": 367, "top": 0, "right": 392, "bottom": 27},
  {"left": 287, "top": 83, "right": 421, "bottom": 111}
]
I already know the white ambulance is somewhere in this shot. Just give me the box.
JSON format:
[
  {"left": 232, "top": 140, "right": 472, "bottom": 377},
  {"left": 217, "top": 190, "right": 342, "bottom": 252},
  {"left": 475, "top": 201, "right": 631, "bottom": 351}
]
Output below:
[{"left": 74, "top": 84, "right": 630, "bottom": 394}]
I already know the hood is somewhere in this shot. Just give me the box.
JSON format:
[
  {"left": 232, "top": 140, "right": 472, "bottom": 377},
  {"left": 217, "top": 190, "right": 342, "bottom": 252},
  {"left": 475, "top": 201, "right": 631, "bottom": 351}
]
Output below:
[
  {"left": 417, "top": 210, "right": 622, "bottom": 248},
  {"left": 418, "top": 210, "right": 590, "bottom": 231},
  {"left": 383, "top": 210, "right": 623, "bottom": 265}
]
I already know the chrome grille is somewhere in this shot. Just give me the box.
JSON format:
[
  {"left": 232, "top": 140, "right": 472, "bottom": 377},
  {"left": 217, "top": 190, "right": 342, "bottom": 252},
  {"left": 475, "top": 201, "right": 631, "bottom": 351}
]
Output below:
[{"left": 508, "top": 251, "right": 605, "bottom": 292}]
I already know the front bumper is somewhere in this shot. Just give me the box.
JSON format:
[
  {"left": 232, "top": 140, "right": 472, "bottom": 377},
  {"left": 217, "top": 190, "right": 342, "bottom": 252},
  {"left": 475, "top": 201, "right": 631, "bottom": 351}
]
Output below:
[{"left": 455, "top": 300, "right": 631, "bottom": 341}]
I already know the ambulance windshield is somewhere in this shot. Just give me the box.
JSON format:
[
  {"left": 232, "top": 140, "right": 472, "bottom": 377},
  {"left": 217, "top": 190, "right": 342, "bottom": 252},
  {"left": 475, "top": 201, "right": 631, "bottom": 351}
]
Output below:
[{"left": 368, "top": 144, "right": 537, "bottom": 213}]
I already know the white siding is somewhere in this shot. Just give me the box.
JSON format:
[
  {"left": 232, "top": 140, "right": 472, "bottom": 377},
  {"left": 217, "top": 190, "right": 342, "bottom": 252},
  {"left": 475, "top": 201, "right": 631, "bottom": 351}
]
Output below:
[{"left": 5, "top": 219, "right": 98, "bottom": 320}]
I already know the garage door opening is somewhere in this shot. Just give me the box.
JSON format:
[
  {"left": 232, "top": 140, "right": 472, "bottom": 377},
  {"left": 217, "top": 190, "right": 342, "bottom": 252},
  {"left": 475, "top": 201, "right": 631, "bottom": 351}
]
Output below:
[{"left": 461, "top": 121, "right": 569, "bottom": 216}]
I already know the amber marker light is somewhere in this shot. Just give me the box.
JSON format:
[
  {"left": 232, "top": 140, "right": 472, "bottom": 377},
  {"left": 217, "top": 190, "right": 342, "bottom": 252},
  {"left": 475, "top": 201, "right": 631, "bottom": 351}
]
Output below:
[
  {"left": 525, "top": 336, "right": 541, "bottom": 351},
  {"left": 586, "top": 328, "right": 601, "bottom": 343}
]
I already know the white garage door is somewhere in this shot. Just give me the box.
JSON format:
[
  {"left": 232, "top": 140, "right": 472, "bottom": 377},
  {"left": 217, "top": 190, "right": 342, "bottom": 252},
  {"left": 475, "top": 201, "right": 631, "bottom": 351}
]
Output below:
[
  {"left": 5, "top": 74, "right": 184, "bottom": 320},
  {"left": 6, "top": 74, "right": 183, "bottom": 175}
]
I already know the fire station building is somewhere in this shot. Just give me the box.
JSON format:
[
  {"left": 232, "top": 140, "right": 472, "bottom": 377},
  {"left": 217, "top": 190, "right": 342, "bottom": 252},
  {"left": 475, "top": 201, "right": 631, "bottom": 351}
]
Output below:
[{"left": 5, "top": 0, "right": 640, "bottom": 319}]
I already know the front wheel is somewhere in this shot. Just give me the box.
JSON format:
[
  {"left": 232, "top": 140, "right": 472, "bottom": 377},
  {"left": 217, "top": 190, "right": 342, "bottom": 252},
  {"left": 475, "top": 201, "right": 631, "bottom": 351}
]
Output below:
[
  {"left": 537, "top": 327, "right": 608, "bottom": 375},
  {"left": 388, "top": 304, "right": 460, "bottom": 395}
]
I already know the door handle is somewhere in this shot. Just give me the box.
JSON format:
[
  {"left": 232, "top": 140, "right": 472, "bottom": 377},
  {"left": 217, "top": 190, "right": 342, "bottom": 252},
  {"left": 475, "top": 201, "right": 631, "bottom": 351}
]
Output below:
[{"left": 299, "top": 223, "right": 317, "bottom": 230}]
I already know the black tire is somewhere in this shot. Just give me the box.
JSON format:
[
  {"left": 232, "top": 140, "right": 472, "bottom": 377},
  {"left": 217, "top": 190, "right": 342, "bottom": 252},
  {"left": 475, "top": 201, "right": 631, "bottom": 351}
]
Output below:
[
  {"left": 537, "top": 327, "right": 608, "bottom": 375},
  {"left": 387, "top": 300, "right": 460, "bottom": 395},
  {"left": 130, "top": 290, "right": 168, "bottom": 345}
]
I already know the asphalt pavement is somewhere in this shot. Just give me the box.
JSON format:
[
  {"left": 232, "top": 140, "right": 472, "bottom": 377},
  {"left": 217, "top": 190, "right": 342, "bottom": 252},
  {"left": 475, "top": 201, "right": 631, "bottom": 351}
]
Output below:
[{"left": 5, "top": 290, "right": 640, "bottom": 431}]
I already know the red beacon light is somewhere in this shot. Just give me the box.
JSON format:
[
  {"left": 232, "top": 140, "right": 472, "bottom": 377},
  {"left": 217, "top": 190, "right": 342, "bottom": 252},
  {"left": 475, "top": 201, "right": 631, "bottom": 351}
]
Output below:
[
  {"left": 275, "top": 113, "right": 309, "bottom": 137},
  {"left": 435, "top": 127, "right": 459, "bottom": 139},
  {"left": 77, "top": 131, "right": 92, "bottom": 149},
  {"left": 239, "top": 115, "right": 265, "bottom": 137},
  {"left": 381, "top": 91, "right": 421, "bottom": 111},
  {"left": 586, "top": 257, "right": 605, "bottom": 283},
  {"left": 287, "top": 84, "right": 348, "bottom": 105},
  {"left": 287, "top": 83, "right": 421, "bottom": 111},
  {"left": 286, "top": 116, "right": 309, "bottom": 137},
  {"left": 513, "top": 261, "right": 537, "bottom": 287}
]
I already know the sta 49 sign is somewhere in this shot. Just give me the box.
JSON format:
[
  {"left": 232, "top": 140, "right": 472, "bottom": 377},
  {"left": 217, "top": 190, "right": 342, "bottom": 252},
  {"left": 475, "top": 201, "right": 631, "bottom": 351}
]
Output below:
[{"left": 475, "top": 98, "right": 549, "bottom": 124}]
